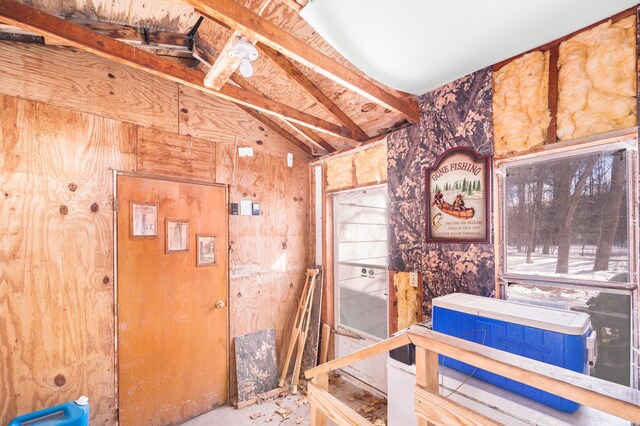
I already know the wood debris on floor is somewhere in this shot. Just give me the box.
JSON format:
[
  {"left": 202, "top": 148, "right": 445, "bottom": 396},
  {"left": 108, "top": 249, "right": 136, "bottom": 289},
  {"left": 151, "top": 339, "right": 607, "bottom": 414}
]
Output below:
[
  {"left": 181, "top": 372, "right": 386, "bottom": 425},
  {"left": 328, "top": 373, "right": 387, "bottom": 425}
]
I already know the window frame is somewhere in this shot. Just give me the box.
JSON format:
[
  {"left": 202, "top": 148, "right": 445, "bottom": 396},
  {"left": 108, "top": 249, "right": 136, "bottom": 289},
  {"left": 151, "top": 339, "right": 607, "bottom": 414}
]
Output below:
[
  {"left": 495, "top": 138, "right": 639, "bottom": 291},
  {"left": 494, "top": 136, "right": 639, "bottom": 389}
]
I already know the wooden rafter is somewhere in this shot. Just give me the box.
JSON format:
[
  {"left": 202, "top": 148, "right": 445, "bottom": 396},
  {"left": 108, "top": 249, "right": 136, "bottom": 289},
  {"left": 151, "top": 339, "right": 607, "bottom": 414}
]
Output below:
[
  {"left": 0, "top": 18, "right": 194, "bottom": 57},
  {"left": 229, "top": 74, "right": 335, "bottom": 153},
  {"left": 279, "top": 0, "right": 302, "bottom": 13},
  {"left": 258, "top": 44, "right": 369, "bottom": 142},
  {"left": 282, "top": 120, "right": 336, "bottom": 153},
  {"left": 182, "top": 0, "right": 420, "bottom": 123},
  {"left": 203, "top": 0, "right": 272, "bottom": 90},
  {"left": 0, "top": 0, "right": 354, "bottom": 140},
  {"left": 234, "top": 103, "right": 313, "bottom": 156}
]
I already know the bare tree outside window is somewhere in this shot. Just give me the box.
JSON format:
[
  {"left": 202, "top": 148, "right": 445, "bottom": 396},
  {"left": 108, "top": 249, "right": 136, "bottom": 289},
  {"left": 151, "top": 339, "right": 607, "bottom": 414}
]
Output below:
[{"left": 504, "top": 149, "right": 629, "bottom": 283}]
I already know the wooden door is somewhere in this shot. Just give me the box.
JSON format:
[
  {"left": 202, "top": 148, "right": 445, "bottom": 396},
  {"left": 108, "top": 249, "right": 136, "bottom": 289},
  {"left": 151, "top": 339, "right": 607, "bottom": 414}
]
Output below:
[{"left": 117, "top": 174, "right": 228, "bottom": 426}]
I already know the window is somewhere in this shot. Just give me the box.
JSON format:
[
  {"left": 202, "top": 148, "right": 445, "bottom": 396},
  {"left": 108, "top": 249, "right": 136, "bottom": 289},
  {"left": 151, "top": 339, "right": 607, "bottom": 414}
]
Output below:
[
  {"left": 499, "top": 141, "right": 638, "bottom": 387},
  {"left": 502, "top": 146, "right": 631, "bottom": 284}
]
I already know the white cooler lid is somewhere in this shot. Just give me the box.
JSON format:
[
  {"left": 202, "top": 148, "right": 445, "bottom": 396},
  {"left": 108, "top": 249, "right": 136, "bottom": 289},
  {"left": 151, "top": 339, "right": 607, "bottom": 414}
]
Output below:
[{"left": 433, "top": 293, "right": 591, "bottom": 335}]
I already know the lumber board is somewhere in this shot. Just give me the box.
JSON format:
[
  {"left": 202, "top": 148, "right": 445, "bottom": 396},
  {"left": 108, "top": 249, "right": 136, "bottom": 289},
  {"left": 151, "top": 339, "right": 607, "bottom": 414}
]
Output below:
[
  {"left": 407, "top": 328, "right": 640, "bottom": 424},
  {"left": 304, "top": 333, "right": 411, "bottom": 379},
  {"left": 137, "top": 127, "right": 217, "bottom": 181},
  {"left": 415, "top": 347, "right": 438, "bottom": 393},
  {"left": 310, "top": 374, "right": 328, "bottom": 426},
  {"left": 259, "top": 43, "right": 369, "bottom": 141},
  {"left": 283, "top": 121, "right": 336, "bottom": 153},
  {"left": 547, "top": 45, "right": 559, "bottom": 144},
  {"left": 182, "top": 0, "right": 420, "bottom": 123},
  {"left": 203, "top": 0, "right": 272, "bottom": 90},
  {"left": 21, "top": 0, "right": 201, "bottom": 34},
  {"left": 413, "top": 386, "right": 499, "bottom": 426},
  {"left": 301, "top": 268, "right": 323, "bottom": 372},
  {"left": 0, "top": 0, "right": 354, "bottom": 140},
  {"left": 229, "top": 74, "right": 324, "bottom": 154},
  {"left": 307, "top": 382, "right": 373, "bottom": 426}
]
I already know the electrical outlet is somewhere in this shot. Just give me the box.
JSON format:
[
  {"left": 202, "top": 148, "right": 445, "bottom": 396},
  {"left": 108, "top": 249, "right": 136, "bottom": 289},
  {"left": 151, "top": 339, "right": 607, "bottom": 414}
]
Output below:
[{"left": 409, "top": 272, "right": 419, "bottom": 288}]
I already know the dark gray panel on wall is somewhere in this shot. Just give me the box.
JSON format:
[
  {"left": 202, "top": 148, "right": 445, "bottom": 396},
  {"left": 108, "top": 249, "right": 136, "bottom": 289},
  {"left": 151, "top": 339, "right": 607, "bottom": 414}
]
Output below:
[{"left": 387, "top": 67, "right": 496, "bottom": 317}]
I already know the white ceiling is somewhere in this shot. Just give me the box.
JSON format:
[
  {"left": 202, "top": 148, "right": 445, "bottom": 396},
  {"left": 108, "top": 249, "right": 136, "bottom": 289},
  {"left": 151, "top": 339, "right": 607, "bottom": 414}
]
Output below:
[{"left": 300, "top": 1, "right": 638, "bottom": 95}]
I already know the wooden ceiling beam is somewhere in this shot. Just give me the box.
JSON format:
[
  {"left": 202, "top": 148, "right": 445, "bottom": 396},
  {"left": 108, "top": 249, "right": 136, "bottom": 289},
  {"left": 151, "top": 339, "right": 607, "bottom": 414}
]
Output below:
[
  {"left": 234, "top": 103, "right": 314, "bottom": 156},
  {"left": 203, "top": 0, "right": 271, "bottom": 90},
  {"left": 0, "top": 0, "right": 354, "bottom": 140},
  {"left": 283, "top": 120, "right": 336, "bottom": 153},
  {"left": 280, "top": 0, "right": 302, "bottom": 12},
  {"left": 230, "top": 74, "right": 335, "bottom": 153},
  {"left": 182, "top": 0, "right": 420, "bottom": 123},
  {"left": 259, "top": 43, "right": 369, "bottom": 142},
  {"left": 0, "top": 18, "right": 194, "bottom": 57}
]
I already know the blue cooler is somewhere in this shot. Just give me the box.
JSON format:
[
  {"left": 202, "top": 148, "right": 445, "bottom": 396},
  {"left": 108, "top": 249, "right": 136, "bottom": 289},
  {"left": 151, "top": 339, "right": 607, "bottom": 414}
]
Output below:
[
  {"left": 9, "top": 397, "right": 89, "bottom": 426},
  {"left": 433, "top": 293, "right": 596, "bottom": 413}
]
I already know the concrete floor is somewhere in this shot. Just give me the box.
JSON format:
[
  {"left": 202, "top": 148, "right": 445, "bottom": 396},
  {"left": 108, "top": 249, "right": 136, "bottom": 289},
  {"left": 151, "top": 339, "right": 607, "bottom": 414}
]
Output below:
[
  {"left": 182, "top": 392, "right": 310, "bottom": 426},
  {"left": 181, "top": 373, "right": 387, "bottom": 426}
]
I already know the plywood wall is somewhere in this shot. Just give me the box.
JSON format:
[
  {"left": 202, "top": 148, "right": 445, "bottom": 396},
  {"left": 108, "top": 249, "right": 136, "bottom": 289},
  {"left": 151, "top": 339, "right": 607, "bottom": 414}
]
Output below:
[
  {"left": 216, "top": 144, "right": 309, "bottom": 399},
  {"left": 0, "top": 95, "right": 136, "bottom": 424},
  {"left": 0, "top": 41, "right": 310, "bottom": 425}
]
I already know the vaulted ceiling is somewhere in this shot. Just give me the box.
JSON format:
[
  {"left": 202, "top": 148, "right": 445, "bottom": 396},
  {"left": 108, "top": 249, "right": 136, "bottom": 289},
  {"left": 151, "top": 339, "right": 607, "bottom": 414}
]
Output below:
[{"left": 0, "top": 0, "right": 418, "bottom": 155}]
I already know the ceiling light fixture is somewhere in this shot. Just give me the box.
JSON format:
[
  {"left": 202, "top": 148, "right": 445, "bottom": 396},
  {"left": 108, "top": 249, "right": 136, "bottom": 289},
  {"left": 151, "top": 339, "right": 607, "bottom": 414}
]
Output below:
[{"left": 229, "top": 40, "right": 259, "bottom": 78}]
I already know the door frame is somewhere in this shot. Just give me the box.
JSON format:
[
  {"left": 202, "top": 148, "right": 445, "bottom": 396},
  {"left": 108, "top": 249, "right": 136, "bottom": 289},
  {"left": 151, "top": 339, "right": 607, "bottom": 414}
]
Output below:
[
  {"left": 331, "top": 183, "right": 389, "bottom": 392},
  {"left": 112, "top": 170, "right": 231, "bottom": 420}
]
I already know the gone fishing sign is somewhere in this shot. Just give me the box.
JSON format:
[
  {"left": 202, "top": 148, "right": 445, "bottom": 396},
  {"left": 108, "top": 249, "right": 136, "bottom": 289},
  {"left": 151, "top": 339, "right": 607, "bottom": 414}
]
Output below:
[{"left": 425, "top": 147, "right": 490, "bottom": 243}]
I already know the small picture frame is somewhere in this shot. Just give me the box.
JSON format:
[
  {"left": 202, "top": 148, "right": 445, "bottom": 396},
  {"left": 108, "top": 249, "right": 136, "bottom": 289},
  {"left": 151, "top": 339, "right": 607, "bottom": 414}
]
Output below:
[
  {"left": 166, "top": 219, "right": 190, "bottom": 253},
  {"left": 196, "top": 234, "right": 217, "bottom": 267},
  {"left": 130, "top": 202, "right": 158, "bottom": 238},
  {"left": 252, "top": 203, "right": 260, "bottom": 216}
]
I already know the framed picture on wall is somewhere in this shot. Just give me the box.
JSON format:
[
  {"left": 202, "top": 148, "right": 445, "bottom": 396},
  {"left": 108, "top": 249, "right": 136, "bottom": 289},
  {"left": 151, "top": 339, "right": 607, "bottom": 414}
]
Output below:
[
  {"left": 130, "top": 201, "right": 158, "bottom": 238},
  {"left": 166, "top": 219, "right": 190, "bottom": 253},
  {"left": 196, "top": 234, "right": 217, "bottom": 267},
  {"left": 424, "top": 147, "right": 491, "bottom": 243}
]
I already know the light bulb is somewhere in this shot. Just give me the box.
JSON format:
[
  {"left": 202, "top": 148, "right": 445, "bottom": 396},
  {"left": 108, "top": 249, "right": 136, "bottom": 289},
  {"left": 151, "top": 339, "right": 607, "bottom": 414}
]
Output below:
[{"left": 239, "top": 57, "right": 253, "bottom": 77}]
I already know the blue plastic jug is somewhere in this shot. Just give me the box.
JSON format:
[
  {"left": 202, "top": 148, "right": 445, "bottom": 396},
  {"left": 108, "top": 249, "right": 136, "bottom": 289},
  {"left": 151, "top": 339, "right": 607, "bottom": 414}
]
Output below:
[{"left": 8, "top": 397, "right": 89, "bottom": 426}]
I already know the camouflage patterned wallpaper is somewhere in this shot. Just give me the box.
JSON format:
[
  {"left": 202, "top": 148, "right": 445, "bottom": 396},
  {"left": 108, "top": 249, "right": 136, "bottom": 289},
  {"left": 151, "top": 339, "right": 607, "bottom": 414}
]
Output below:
[{"left": 387, "top": 67, "right": 496, "bottom": 318}]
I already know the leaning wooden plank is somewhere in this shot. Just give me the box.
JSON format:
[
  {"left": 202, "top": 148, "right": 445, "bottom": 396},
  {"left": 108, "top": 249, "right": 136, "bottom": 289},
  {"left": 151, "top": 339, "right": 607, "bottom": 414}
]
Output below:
[
  {"left": 301, "top": 268, "right": 323, "bottom": 372},
  {"left": 307, "top": 381, "right": 373, "bottom": 426},
  {"left": 318, "top": 323, "right": 331, "bottom": 364},
  {"left": 182, "top": 0, "right": 420, "bottom": 123},
  {"left": 235, "top": 328, "right": 279, "bottom": 404},
  {"left": 413, "top": 386, "right": 499, "bottom": 426},
  {"left": 0, "top": 0, "right": 354, "bottom": 141},
  {"left": 407, "top": 328, "right": 640, "bottom": 424}
]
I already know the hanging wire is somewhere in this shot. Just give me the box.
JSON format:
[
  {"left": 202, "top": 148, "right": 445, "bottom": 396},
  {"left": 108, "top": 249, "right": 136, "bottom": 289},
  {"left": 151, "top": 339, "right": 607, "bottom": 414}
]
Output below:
[{"left": 440, "top": 328, "right": 488, "bottom": 398}]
